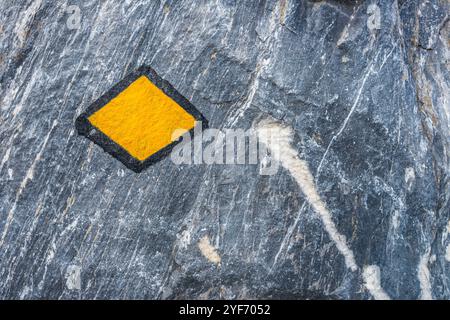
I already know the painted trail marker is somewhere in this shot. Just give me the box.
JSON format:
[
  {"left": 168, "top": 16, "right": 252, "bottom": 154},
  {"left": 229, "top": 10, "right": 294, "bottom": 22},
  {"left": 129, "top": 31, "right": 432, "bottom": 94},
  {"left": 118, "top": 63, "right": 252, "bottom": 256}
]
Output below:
[{"left": 76, "top": 66, "right": 207, "bottom": 172}]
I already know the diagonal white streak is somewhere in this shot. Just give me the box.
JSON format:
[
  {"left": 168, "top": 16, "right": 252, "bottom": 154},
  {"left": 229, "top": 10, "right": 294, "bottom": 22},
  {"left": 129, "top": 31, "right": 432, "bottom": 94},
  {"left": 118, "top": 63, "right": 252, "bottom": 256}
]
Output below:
[{"left": 257, "top": 120, "right": 358, "bottom": 271}]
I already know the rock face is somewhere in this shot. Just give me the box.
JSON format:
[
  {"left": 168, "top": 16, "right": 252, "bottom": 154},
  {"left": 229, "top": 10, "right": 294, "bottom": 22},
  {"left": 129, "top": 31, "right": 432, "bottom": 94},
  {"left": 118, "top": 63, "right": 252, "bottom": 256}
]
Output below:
[{"left": 0, "top": 0, "right": 448, "bottom": 299}]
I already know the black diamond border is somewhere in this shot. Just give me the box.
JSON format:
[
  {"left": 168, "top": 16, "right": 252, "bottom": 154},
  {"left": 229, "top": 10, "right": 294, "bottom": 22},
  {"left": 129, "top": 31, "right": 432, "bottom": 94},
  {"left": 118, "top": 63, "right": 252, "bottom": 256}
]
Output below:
[{"left": 75, "top": 65, "right": 208, "bottom": 173}]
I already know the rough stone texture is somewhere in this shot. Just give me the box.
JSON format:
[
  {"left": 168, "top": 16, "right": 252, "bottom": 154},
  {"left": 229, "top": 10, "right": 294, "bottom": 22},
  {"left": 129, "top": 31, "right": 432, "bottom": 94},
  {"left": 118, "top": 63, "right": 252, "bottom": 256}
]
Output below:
[{"left": 0, "top": 0, "right": 448, "bottom": 299}]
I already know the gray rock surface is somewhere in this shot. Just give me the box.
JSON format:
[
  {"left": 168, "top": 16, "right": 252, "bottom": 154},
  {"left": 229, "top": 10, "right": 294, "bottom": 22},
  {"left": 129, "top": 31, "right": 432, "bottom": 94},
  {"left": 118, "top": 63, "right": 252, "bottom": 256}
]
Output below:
[{"left": 0, "top": 0, "right": 449, "bottom": 299}]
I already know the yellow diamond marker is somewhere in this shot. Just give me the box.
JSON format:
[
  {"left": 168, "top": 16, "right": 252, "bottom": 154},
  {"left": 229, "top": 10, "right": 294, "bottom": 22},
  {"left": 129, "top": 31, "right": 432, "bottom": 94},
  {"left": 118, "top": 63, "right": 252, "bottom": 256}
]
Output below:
[
  {"left": 76, "top": 66, "right": 207, "bottom": 172},
  {"left": 88, "top": 76, "right": 195, "bottom": 161}
]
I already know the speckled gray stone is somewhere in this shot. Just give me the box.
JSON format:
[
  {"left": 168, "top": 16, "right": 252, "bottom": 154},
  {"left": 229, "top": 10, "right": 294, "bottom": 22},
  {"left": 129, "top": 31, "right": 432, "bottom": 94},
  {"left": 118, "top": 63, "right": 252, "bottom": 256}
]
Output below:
[{"left": 0, "top": 0, "right": 448, "bottom": 299}]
